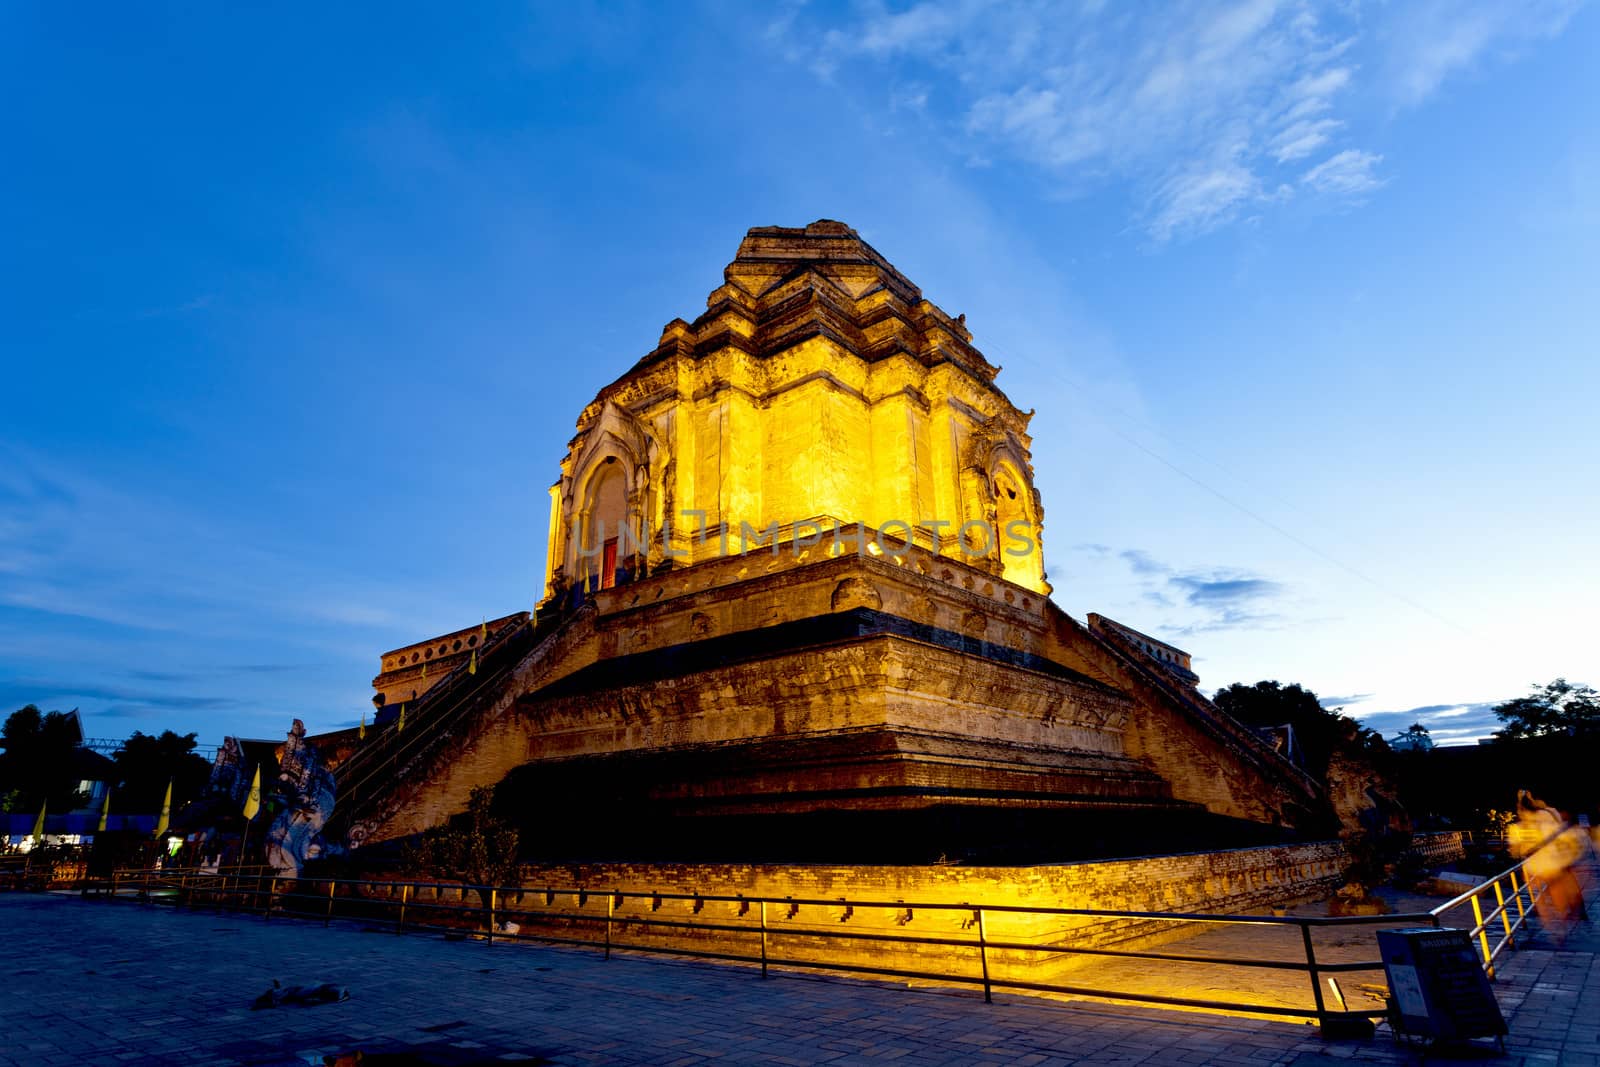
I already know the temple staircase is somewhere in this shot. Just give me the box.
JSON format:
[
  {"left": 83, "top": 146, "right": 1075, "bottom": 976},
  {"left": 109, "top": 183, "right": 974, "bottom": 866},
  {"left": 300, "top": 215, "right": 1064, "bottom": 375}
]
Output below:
[{"left": 326, "top": 611, "right": 547, "bottom": 845}]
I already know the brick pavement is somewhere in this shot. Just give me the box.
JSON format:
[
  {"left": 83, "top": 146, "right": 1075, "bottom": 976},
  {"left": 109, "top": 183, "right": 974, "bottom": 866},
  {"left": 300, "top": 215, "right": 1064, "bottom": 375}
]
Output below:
[{"left": 0, "top": 875, "right": 1595, "bottom": 1067}]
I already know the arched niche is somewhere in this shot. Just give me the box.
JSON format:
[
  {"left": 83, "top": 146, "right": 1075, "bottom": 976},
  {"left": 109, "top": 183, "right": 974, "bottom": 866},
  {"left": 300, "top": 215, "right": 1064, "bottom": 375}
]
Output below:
[
  {"left": 549, "top": 401, "right": 663, "bottom": 596},
  {"left": 990, "top": 459, "right": 1042, "bottom": 590},
  {"left": 576, "top": 457, "right": 630, "bottom": 589}
]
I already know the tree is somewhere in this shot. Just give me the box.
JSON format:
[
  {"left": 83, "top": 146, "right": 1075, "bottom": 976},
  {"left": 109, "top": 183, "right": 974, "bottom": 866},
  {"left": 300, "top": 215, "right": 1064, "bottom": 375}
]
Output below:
[
  {"left": 1493, "top": 678, "right": 1600, "bottom": 739},
  {"left": 0, "top": 706, "right": 89, "bottom": 814},
  {"left": 405, "top": 786, "right": 520, "bottom": 927},
  {"left": 407, "top": 786, "right": 520, "bottom": 887},
  {"left": 111, "top": 730, "right": 211, "bottom": 812},
  {"left": 1212, "top": 680, "right": 1389, "bottom": 780},
  {"left": 1391, "top": 723, "right": 1435, "bottom": 752}
]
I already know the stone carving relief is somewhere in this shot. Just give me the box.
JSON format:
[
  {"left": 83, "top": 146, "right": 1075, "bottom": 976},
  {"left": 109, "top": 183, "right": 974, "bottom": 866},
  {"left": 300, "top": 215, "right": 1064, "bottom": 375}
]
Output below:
[
  {"left": 208, "top": 735, "right": 245, "bottom": 805},
  {"left": 264, "top": 719, "right": 339, "bottom": 876},
  {"left": 831, "top": 577, "right": 882, "bottom": 611},
  {"left": 961, "top": 609, "right": 989, "bottom": 639}
]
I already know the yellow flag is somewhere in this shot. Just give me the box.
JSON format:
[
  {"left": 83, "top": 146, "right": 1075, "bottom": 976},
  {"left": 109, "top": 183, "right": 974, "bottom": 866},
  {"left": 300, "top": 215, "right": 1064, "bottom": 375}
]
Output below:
[
  {"left": 469, "top": 649, "right": 477, "bottom": 675},
  {"left": 153, "top": 779, "right": 172, "bottom": 837},
  {"left": 480, "top": 618, "right": 488, "bottom": 641},
  {"left": 242, "top": 765, "right": 261, "bottom": 821},
  {"left": 30, "top": 799, "right": 46, "bottom": 844},
  {"left": 398, "top": 703, "right": 406, "bottom": 732},
  {"left": 359, "top": 710, "right": 367, "bottom": 740},
  {"left": 97, "top": 787, "right": 111, "bottom": 833}
]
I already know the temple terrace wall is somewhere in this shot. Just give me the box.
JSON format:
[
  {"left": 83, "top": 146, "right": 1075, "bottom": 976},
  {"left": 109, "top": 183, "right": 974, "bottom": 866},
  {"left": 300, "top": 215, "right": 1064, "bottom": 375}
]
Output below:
[{"left": 347, "top": 832, "right": 1467, "bottom": 1000}]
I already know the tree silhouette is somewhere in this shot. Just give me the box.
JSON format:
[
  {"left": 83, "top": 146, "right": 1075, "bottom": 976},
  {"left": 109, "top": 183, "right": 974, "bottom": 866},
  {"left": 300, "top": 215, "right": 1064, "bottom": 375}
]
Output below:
[
  {"left": 112, "top": 730, "right": 211, "bottom": 811},
  {"left": 1213, "top": 680, "right": 1388, "bottom": 781},
  {"left": 0, "top": 706, "right": 90, "bottom": 813},
  {"left": 1494, "top": 678, "right": 1600, "bottom": 739}
]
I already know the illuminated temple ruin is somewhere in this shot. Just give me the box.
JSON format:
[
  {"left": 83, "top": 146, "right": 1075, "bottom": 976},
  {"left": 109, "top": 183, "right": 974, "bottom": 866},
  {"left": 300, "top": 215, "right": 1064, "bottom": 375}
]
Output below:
[{"left": 326, "top": 221, "right": 1322, "bottom": 861}]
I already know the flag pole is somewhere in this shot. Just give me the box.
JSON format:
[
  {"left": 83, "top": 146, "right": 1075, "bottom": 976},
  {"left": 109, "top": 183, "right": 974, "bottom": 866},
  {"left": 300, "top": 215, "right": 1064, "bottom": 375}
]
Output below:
[
  {"left": 237, "top": 820, "right": 255, "bottom": 899},
  {"left": 239, "top": 765, "right": 262, "bottom": 882}
]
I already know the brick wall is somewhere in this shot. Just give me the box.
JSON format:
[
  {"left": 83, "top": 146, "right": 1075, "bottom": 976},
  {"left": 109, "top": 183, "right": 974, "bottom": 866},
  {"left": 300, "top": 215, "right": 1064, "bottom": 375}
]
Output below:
[
  {"left": 1408, "top": 830, "right": 1470, "bottom": 866},
  {"left": 487, "top": 842, "right": 1335, "bottom": 979},
  {"left": 348, "top": 832, "right": 1465, "bottom": 997}
]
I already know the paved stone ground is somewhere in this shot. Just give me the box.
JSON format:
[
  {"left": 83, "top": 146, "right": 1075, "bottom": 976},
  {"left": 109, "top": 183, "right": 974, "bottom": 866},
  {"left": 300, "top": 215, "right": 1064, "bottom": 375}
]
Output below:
[{"left": 0, "top": 867, "right": 1595, "bottom": 1067}]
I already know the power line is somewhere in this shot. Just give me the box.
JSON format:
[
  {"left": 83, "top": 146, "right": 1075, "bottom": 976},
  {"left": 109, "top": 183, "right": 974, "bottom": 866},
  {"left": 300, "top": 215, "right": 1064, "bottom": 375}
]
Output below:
[{"left": 1003, "top": 347, "right": 1478, "bottom": 638}]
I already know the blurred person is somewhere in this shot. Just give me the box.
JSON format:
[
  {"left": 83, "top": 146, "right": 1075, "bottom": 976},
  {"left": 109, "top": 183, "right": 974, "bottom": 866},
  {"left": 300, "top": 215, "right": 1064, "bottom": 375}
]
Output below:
[{"left": 1510, "top": 791, "right": 1590, "bottom": 943}]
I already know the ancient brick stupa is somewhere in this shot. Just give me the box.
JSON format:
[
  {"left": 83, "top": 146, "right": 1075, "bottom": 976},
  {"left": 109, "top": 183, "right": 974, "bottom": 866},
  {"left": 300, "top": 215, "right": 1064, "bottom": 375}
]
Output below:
[{"left": 329, "top": 221, "right": 1320, "bottom": 861}]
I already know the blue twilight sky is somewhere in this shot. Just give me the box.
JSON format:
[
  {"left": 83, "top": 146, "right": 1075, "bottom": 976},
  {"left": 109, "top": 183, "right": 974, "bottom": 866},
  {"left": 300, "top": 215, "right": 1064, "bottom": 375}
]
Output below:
[{"left": 2, "top": 2, "right": 1596, "bottom": 748}]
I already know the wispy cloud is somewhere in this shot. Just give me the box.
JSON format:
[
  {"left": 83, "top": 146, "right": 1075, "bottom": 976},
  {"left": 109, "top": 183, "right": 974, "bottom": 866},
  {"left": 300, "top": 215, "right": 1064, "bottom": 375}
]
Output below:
[
  {"left": 1380, "top": 0, "right": 1585, "bottom": 106},
  {"left": 4, "top": 680, "right": 245, "bottom": 711},
  {"left": 0, "top": 446, "right": 425, "bottom": 738},
  {"left": 125, "top": 669, "right": 198, "bottom": 683},
  {"left": 0, "top": 446, "right": 414, "bottom": 639},
  {"left": 1112, "top": 547, "right": 1291, "bottom": 635},
  {"left": 1302, "top": 148, "right": 1384, "bottom": 196},
  {"left": 1119, "top": 549, "right": 1168, "bottom": 575},
  {"left": 1171, "top": 575, "right": 1285, "bottom": 605},
  {"left": 136, "top": 294, "right": 214, "bottom": 319},
  {"left": 1146, "top": 155, "right": 1267, "bottom": 242},
  {"left": 775, "top": 0, "right": 1585, "bottom": 239},
  {"left": 1319, "top": 692, "right": 1374, "bottom": 707},
  {"left": 1353, "top": 700, "right": 1506, "bottom": 744}
]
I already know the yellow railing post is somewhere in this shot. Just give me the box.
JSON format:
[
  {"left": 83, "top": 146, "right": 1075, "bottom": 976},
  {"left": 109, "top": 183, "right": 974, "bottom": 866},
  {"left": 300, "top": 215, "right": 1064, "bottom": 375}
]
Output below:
[
  {"left": 605, "top": 891, "right": 614, "bottom": 960},
  {"left": 397, "top": 883, "right": 409, "bottom": 933},
  {"left": 1509, "top": 870, "right": 1527, "bottom": 922},
  {"left": 1470, "top": 893, "right": 1494, "bottom": 978},
  {"left": 487, "top": 887, "right": 496, "bottom": 945},
  {"left": 324, "top": 880, "right": 336, "bottom": 926},
  {"left": 1494, "top": 879, "right": 1514, "bottom": 948},
  {"left": 759, "top": 900, "right": 768, "bottom": 979}
]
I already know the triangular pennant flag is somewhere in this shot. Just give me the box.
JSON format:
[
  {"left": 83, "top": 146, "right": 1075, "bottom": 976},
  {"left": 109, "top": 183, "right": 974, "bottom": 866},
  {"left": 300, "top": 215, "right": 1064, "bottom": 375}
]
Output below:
[
  {"left": 469, "top": 649, "right": 477, "bottom": 675},
  {"left": 242, "top": 765, "right": 261, "bottom": 821},
  {"left": 97, "top": 787, "right": 112, "bottom": 834},
  {"left": 153, "top": 779, "right": 172, "bottom": 837},
  {"left": 398, "top": 703, "right": 406, "bottom": 732},
  {"left": 30, "top": 799, "right": 46, "bottom": 844},
  {"left": 359, "top": 710, "right": 367, "bottom": 740},
  {"left": 480, "top": 618, "right": 488, "bottom": 642}
]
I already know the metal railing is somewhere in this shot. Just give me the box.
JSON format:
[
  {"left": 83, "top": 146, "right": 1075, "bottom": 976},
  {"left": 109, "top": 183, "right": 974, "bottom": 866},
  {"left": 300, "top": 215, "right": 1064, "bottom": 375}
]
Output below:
[
  {"left": 81, "top": 866, "right": 1366, "bottom": 1022},
  {"left": 50, "top": 837, "right": 1581, "bottom": 1040},
  {"left": 1430, "top": 855, "right": 1548, "bottom": 978},
  {"left": 1, "top": 852, "right": 87, "bottom": 890},
  {"left": 63, "top": 851, "right": 1563, "bottom": 1036}
]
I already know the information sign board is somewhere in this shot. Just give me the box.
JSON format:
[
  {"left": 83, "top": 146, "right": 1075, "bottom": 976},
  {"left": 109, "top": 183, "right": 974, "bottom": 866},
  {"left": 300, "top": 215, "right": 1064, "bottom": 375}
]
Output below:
[{"left": 1377, "top": 927, "right": 1506, "bottom": 1040}]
